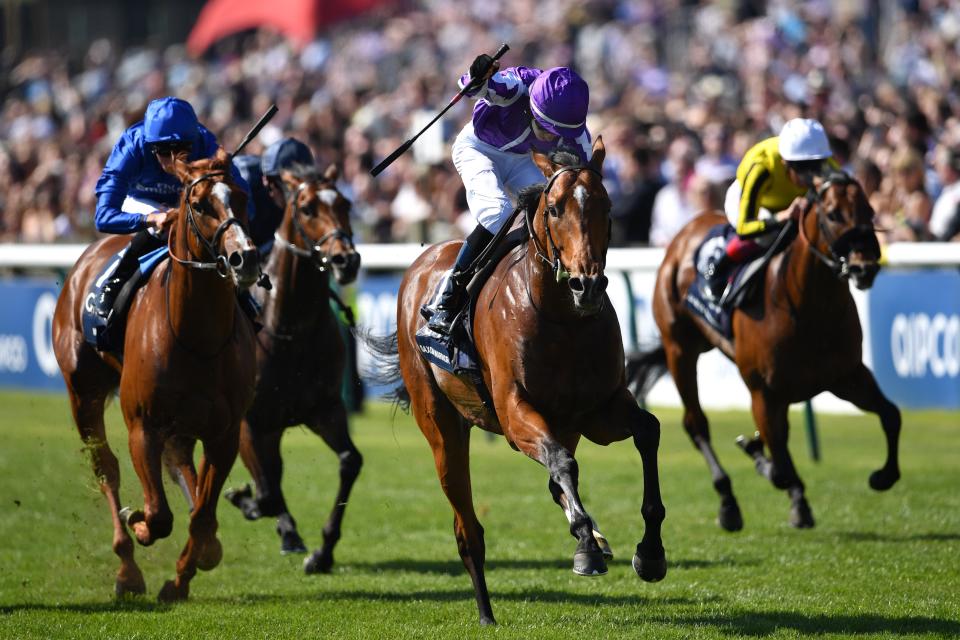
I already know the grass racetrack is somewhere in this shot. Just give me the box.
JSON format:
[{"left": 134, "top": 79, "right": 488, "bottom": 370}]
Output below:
[{"left": 1, "top": 390, "right": 958, "bottom": 639}]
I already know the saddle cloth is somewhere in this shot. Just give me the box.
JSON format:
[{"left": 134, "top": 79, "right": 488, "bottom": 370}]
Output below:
[
  {"left": 684, "top": 224, "right": 767, "bottom": 340},
  {"left": 81, "top": 246, "right": 169, "bottom": 354}
]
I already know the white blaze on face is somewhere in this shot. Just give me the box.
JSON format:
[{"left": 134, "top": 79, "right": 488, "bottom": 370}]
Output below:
[
  {"left": 212, "top": 181, "right": 254, "bottom": 250},
  {"left": 318, "top": 189, "right": 338, "bottom": 207},
  {"left": 573, "top": 184, "right": 588, "bottom": 214}
]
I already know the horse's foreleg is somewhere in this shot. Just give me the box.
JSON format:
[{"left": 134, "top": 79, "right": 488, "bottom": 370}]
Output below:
[
  {"left": 507, "top": 394, "right": 606, "bottom": 577},
  {"left": 125, "top": 423, "right": 174, "bottom": 545},
  {"left": 303, "top": 399, "right": 363, "bottom": 574},
  {"left": 159, "top": 426, "right": 239, "bottom": 602},
  {"left": 225, "top": 419, "right": 287, "bottom": 523},
  {"left": 830, "top": 364, "right": 901, "bottom": 491},
  {"left": 69, "top": 389, "right": 146, "bottom": 597},
  {"left": 664, "top": 342, "right": 742, "bottom": 531},
  {"left": 547, "top": 476, "right": 614, "bottom": 560},
  {"left": 749, "top": 391, "right": 813, "bottom": 528}
]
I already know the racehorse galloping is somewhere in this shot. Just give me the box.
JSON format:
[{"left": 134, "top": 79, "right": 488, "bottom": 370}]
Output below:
[
  {"left": 394, "top": 138, "right": 666, "bottom": 625},
  {"left": 225, "top": 165, "right": 363, "bottom": 574},
  {"left": 53, "top": 149, "right": 258, "bottom": 600},
  {"left": 631, "top": 172, "right": 899, "bottom": 530}
]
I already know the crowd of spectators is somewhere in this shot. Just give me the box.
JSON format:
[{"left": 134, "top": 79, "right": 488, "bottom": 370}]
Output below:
[{"left": 3, "top": 0, "right": 960, "bottom": 246}]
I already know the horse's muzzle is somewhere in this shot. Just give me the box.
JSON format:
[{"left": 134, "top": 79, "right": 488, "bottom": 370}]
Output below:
[
  {"left": 848, "top": 260, "right": 879, "bottom": 290},
  {"left": 330, "top": 251, "right": 361, "bottom": 285},
  {"left": 229, "top": 248, "right": 261, "bottom": 288},
  {"left": 568, "top": 274, "right": 608, "bottom": 314}
]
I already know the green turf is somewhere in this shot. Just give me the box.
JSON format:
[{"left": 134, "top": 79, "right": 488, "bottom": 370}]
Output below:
[{"left": 0, "top": 390, "right": 957, "bottom": 639}]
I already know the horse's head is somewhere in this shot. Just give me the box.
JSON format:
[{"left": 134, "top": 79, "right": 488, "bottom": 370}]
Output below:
[
  {"left": 278, "top": 164, "right": 360, "bottom": 285},
  {"left": 529, "top": 137, "right": 612, "bottom": 315},
  {"left": 805, "top": 172, "right": 881, "bottom": 290},
  {"left": 172, "top": 148, "right": 259, "bottom": 288}
]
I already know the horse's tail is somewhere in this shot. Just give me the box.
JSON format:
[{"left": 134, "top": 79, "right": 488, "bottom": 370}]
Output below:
[
  {"left": 625, "top": 343, "right": 668, "bottom": 401},
  {"left": 352, "top": 327, "right": 410, "bottom": 413}
]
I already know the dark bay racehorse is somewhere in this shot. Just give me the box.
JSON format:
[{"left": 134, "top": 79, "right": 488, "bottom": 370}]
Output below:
[
  {"left": 225, "top": 165, "right": 363, "bottom": 574},
  {"left": 630, "top": 172, "right": 899, "bottom": 530},
  {"left": 392, "top": 138, "right": 666, "bottom": 625},
  {"left": 53, "top": 148, "right": 258, "bottom": 600}
]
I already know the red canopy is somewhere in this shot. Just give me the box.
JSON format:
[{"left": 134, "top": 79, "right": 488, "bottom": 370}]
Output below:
[{"left": 187, "top": 0, "right": 386, "bottom": 55}]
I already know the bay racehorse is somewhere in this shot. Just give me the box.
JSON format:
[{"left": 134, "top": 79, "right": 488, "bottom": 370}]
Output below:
[
  {"left": 225, "top": 165, "right": 363, "bottom": 574},
  {"left": 53, "top": 148, "right": 258, "bottom": 600},
  {"left": 629, "top": 171, "right": 899, "bottom": 530},
  {"left": 392, "top": 138, "right": 666, "bottom": 625}
]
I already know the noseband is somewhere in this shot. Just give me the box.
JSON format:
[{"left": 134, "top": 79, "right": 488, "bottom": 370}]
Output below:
[
  {"left": 800, "top": 174, "right": 878, "bottom": 279},
  {"left": 525, "top": 165, "right": 603, "bottom": 283},
  {"left": 275, "top": 181, "right": 356, "bottom": 272},
  {"left": 169, "top": 170, "right": 245, "bottom": 277}
]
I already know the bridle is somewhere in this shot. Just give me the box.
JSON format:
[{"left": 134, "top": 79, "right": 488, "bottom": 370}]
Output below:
[
  {"left": 799, "top": 173, "right": 879, "bottom": 279},
  {"left": 274, "top": 180, "right": 356, "bottom": 273},
  {"left": 167, "top": 170, "right": 245, "bottom": 278},
  {"left": 525, "top": 164, "right": 604, "bottom": 283}
]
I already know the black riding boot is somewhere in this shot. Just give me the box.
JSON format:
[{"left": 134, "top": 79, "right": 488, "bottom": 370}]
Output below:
[
  {"left": 98, "top": 230, "right": 163, "bottom": 321},
  {"left": 704, "top": 253, "right": 732, "bottom": 302},
  {"left": 421, "top": 224, "right": 494, "bottom": 334}
]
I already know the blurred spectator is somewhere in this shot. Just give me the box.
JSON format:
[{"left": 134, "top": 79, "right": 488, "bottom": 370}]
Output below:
[
  {"left": 874, "top": 146, "right": 932, "bottom": 242},
  {"left": 649, "top": 135, "right": 700, "bottom": 247},
  {"left": 930, "top": 145, "right": 960, "bottom": 241}
]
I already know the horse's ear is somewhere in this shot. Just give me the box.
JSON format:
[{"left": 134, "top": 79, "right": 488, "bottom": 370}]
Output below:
[
  {"left": 173, "top": 157, "right": 193, "bottom": 184},
  {"left": 532, "top": 151, "right": 555, "bottom": 178},
  {"left": 589, "top": 136, "right": 606, "bottom": 172},
  {"left": 324, "top": 164, "right": 339, "bottom": 182},
  {"left": 214, "top": 147, "right": 231, "bottom": 167}
]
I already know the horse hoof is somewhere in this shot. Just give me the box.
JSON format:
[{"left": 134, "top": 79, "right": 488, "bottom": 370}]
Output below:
[
  {"left": 735, "top": 433, "right": 764, "bottom": 457},
  {"left": 197, "top": 537, "right": 223, "bottom": 571},
  {"left": 717, "top": 500, "right": 744, "bottom": 532},
  {"left": 869, "top": 468, "right": 900, "bottom": 492},
  {"left": 303, "top": 551, "right": 333, "bottom": 575},
  {"left": 789, "top": 500, "right": 815, "bottom": 529},
  {"left": 280, "top": 531, "right": 308, "bottom": 555},
  {"left": 572, "top": 549, "right": 608, "bottom": 576},
  {"left": 115, "top": 568, "right": 146, "bottom": 598},
  {"left": 479, "top": 614, "right": 497, "bottom": 626},
  {"left": 632, "top": 545, "right": 667, "bottom": 582},
  {"left": 157, "top": 579, "right": 188, "bottom": 602},
  {"left": 593, "top": 529, "right": 614, "bottom": 560}
]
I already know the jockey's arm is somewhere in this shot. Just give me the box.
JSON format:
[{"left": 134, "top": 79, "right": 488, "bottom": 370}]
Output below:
[
  {"left": 736, "top": 163, "right": 771, "bottom": 237},
  {"left": 95, "top": 134, "right": 152, "bottom": 234}
]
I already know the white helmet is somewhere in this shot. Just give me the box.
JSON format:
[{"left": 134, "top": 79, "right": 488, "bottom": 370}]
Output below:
[{"left": 778, "top": 118, "right": 832, "bottom": 161}]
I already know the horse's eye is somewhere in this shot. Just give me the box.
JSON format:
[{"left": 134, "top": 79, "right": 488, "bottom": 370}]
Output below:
[
  {"left": 548, "top": 204, "right": 560, "bottom": 218},
  {"left": 827, "top": 208, "right": 843, "bottom": 222}
]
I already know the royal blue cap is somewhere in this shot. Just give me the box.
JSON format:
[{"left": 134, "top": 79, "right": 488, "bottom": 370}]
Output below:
[
  {"left": 261, "top": 138, "right": 315, "bottom": 177},
  {"left": 143, "top": 97, "right": 199, "bottom": 144}
]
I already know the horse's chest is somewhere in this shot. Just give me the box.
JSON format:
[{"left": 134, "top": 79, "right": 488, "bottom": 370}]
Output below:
[{"left": 517, "top": 334, "right": 619, "bottom": 413}]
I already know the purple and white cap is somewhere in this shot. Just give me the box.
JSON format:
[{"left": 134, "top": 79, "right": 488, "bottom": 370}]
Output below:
[{"left": 529, "top": 67, "right": 589, "bottom": 138}]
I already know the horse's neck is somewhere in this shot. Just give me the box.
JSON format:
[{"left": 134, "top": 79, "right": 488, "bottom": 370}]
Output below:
[
  {"left": 264, "top": 216, "right": 331, "bottom": 332},
  {"left": 783, "top": 214, "right": 848, "bottom": 314},
  {"left": 167, "top": 224, "right": 236, "bottom": 349},
  {"left": 522, "top": 237, "right": 578, "bottom": 322}
]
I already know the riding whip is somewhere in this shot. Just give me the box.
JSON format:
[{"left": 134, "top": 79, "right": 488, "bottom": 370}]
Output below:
[
  {"left": 370, "top": 43, "right": 510, "bottom": 177},
  {"left": 233, "top": 104, "right": 279, "bottom": 156}
]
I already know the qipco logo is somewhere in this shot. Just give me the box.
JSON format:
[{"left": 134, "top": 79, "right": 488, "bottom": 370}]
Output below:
[{"left": 890, "top": 313, "right": 960, "bottom": 378}]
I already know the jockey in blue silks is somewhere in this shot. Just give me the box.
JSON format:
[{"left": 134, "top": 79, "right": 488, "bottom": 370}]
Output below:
[
  {"left": 421, "top": 56, "right": 592, "bottom": 334},
  {"left": 94, "top": 96, "right": 251, "bottom": 321},
  {"left": 233, "top": 137, "right": 316, "bottom": 256}
]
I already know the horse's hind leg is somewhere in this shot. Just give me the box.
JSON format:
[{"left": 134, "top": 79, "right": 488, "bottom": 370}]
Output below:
[
  {"left": 410, "top": 382, "right": 495, "bottom": 625},
  {"left": 159, "top": 426, "right": 239, "bottom": 602},
  {"left": 747, "top": 391, "right": 813, "bottom": 528},
  {"left": 303, "top": 399, "right": 363, "bottom": 574},
  {"left": 664, "top": 341, "right": 742, "bottom": 531},
  {"left": 829, "top": 364, "right": 901, "bottom": 491},
  {"left": 67, "top": 385, "right": 146, "bottom": 596}
]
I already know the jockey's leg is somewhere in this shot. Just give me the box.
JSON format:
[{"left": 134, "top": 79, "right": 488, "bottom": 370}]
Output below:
[{"left": 422, "top": 224, "right": 494, "bottom": 334}]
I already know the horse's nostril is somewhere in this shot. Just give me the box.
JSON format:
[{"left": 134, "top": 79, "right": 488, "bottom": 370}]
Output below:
[
  {"left": 228, "top": 252, "right": 244, "bottom": 268},
  {"left": 596, "top": 275, "right": 609, "bottom": 293},
  {"left": 331, "top": 254, "right": 347, "bottom": 267},
  {"left": 568, "top": 277, "right": 584, "bottom": 293}
]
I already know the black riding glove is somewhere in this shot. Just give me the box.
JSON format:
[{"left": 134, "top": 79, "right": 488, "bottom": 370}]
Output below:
[{"left": 469, "top": 54, "right": 494, "bottom": 85}]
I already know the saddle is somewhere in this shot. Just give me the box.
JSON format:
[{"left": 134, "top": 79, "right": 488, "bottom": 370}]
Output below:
[
  {"left": 416, "top": 207, "right": 531, "bottom": 409},
  {"left": 82, "top": 246, "right": 169, "bottom": 354},
  {"left": 685, "top": 222, "right": 794, "bottom": 339}
]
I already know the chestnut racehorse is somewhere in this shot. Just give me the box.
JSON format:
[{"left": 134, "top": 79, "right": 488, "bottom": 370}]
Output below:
[
  {"left": 225, "top": 165, "right": 363, "bottom": 574},
  {"left": 630, "top": 171, "right": 899, "bottom": 530},
  {"left": 53, "top": 149, "right": 258, "bottom": 601},
  {"left": 394, "top": 139, "right": 666, "bottom": 625}
]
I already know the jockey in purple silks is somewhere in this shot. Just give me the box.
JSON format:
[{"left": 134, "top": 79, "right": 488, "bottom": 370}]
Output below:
[{"left": 422, "top": 54, "right": 592, "bottom": 334}]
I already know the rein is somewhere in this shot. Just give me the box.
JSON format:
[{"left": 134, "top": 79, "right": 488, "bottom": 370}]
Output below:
[
  {"left": 167, "top": 171, "right": 243, "bottom": 277},
  {"left": 525, "top": 164, "right": 603, "bottom": 283}
]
